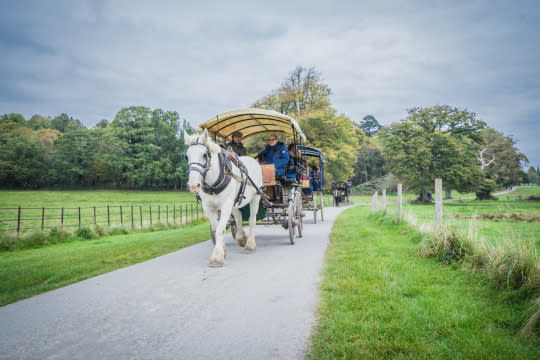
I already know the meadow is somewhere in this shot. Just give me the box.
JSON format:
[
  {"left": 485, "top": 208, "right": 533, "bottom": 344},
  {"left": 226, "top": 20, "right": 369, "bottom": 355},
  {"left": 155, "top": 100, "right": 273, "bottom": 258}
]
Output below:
[
  {"left": 0, "top": 190, "right": 201, "bottom": 233},
  {"left": 307, "top": 206, "right": 539, "bottom": 359}
]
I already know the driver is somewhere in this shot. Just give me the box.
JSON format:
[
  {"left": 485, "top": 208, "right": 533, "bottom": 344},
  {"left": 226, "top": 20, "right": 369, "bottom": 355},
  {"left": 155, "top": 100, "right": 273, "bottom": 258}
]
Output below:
[
  {"left": 226, "top": 131, "right": 247, "bottom": 156},
  {"left": 255, "top": 134, "right": 289, "bottom": 178}
]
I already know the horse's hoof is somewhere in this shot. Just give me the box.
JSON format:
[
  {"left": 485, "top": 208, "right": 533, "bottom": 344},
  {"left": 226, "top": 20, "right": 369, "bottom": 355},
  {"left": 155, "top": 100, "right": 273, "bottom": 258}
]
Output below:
[
  {"left": 244, "top": 243, "right": 256, "bottom": 252},
  {"left": 236, "top": 239, "right": 247, "bottom": 247},
  {"left": 209, "top": 262, "right": 224, "bottom": 268}
]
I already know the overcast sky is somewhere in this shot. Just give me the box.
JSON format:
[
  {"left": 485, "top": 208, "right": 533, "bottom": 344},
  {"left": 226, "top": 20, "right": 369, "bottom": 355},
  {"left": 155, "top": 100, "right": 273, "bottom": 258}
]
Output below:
[{"left": 1, "top": 0, "right": 539, "bottom": 167}]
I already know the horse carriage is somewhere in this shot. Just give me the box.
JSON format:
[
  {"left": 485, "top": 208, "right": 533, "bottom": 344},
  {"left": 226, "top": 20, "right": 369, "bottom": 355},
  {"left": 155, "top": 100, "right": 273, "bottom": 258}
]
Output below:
[
  {"left": 332, "top": 181, "right": 352, "bottom": 207},
  {"left": 298, "top": 145, "right": 325, "bottom": 223},
  {"left": 184, "top": 108, "right": 307, "bottom": 266}
]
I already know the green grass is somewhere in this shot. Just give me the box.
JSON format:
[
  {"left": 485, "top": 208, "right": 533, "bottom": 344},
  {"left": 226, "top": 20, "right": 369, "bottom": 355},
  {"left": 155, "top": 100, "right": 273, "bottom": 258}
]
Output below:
[
  {"left": 0, "top": 189, "right": 198, "bottom": 208},
  {"left": 0, "top": 190, "right": 202, "bottom": 232},
  {"left": 0, "top": 220, "right": 210, "bottom": 306},
  {"left": 307, "top": 206, "right": 539, "bottom": 359}
]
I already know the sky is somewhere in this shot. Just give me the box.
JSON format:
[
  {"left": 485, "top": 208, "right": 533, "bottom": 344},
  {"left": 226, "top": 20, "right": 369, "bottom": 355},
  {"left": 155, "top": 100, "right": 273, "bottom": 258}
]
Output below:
[{"left": 1, "top": 0, "right": 539, "bottom": 168}]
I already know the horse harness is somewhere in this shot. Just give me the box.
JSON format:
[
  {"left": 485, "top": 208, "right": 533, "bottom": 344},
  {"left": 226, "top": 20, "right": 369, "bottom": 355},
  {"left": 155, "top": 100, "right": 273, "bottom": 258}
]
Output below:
[{"left": 186, "top": 140, "right": 256, "bottom": 206}]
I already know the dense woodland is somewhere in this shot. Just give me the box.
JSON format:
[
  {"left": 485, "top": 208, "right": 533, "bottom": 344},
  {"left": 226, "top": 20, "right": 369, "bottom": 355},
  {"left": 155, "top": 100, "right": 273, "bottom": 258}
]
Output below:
[{"left": 0, "top": 66, "right": 536, "bottom": 199}]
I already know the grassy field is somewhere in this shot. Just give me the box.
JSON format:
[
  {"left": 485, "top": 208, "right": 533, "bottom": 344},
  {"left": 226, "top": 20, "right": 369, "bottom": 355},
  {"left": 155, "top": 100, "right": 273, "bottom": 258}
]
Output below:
[
  {"left": 307, "top": 206, "right": 539, "bottom": 359},
  {"left": 0, "top": 220, "right": 210, "bottom": 306},
  {"left": 399, "top": 187, "right": 540, "bottom": 252},
  {"left": 0, "top": 190, "right": 202, "bottom": 233}
]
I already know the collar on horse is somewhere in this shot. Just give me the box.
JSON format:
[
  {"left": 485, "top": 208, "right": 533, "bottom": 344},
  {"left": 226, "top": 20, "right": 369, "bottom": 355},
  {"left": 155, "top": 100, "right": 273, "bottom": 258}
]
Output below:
[{"left": 186, "top": 139, "right": 232, "bottom": 195}]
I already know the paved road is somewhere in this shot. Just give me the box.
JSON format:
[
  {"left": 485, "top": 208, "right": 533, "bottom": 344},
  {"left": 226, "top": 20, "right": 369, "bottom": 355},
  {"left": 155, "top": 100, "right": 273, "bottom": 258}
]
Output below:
[{"left": 0, "top": 206, "right": 347, "bottom": 360}]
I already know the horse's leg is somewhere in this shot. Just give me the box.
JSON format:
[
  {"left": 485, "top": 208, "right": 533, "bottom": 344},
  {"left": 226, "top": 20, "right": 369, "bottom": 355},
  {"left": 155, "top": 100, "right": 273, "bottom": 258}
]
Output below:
[
  {"left": 245, "top": 195, "right": 260, "bottom": 252},
  {"left": 209, "top": 202, "right": 233, "bottom": 267},
  {"left": 231, "top": 207, "right": 247, "bottom": 247}
]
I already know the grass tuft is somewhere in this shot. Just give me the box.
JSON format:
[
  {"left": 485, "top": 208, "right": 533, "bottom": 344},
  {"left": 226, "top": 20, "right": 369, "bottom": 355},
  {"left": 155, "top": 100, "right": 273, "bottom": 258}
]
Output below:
[{"left": 420, "top": 224, "right": 474, "bottom": 264}]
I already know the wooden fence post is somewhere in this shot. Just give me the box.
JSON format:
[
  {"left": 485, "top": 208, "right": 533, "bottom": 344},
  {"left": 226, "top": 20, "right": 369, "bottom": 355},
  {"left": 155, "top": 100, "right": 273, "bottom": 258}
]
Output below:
[
  {"left": 41, "top": 207, "right": 45, "bottom": 231},
  {"left": 120, "top": 206, "right": 123, "bottom": 225},
  {"left": 139, "top": 206, "right": 143, "bottom": 229},
  {"left": 107, "top": 205, "right": 110, "bottom": 228},
  {"left": 191, "top": 203, "right": 193, "bottom": 221},
  {"left": 131, "top": 206, "right": 134, "bottom": 228},
  {"left": 180, "top": 205, "right": 183, "bottom": 224},
  {"left": 166, "top": 205, "right": 169, "bottom": 224},
  {"left": 78, "top": 207, "right": 81, "bottom": 228},
  {"left": 61, "top": 207, "right": 64, "bottom": 228},
  {"left": 185, "top": 204, "right": 188, "bottom": 223},
  {"left": 158, "top": 205, "right": 160, "bottom": 223},
  {"left": 381, "top": 189, "right": 387, "bottom": 211},
  {"left": 435, "top": 178, "right": 443, "bottom": 229},
  {"left": 149, "top": 206, "right": 153, "bottom": 225},
  {"left": 17, "top": 206, "right": 21, "bottom": 236},
  {"left": 173, "top": 205, "right": 176, "bottom": 224},
  {"left": 397, "top": 184, "right": 403, "bottom": 220},
  {"left": 93, "top": 206, "right": 96, "bottom": 225},
  {"left": 196, "top": 203, "right": 199, "bottom": 219},
  {"left": 371, "top": 191, "right": 378, "bottom": 212}
]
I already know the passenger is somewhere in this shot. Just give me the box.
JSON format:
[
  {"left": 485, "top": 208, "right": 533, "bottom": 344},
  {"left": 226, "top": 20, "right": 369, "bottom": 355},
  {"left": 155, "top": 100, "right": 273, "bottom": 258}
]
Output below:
[
  {"left": 226, "top": 131, "right": 247, "bottom": 156},
  {"left": 286, "top": 143, "right": 302, "bottom": 180},
  {"left": 255, "top": 134, "right": 289, "bottom": 178},
  {"left": 310, "top": 166, "right": 320, "bottom": 191}
]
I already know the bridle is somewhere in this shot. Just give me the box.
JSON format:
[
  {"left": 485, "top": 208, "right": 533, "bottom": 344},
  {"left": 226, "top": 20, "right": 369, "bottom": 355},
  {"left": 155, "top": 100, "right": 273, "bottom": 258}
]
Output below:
[
  {"left": 185, "top": 140, "right": 211, "bottom": 179},
  {"left": 185, "top": 139, "right": 232, "bottom": 195}
]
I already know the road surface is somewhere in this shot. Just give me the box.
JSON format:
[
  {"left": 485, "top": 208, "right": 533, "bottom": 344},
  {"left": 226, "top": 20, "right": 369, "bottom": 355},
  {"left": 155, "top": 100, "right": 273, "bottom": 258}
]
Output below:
[{"left": 0, "top": 206, "right": 347, "bottom": 360}]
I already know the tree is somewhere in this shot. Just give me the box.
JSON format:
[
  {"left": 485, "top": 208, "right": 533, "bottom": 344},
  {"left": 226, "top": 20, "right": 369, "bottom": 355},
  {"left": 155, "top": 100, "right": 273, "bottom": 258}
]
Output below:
[
  {"left": 352, "top": 141, "right": 386, "bottom": 184},
  {"left": 50, "top": 113, "right": 83, "bottom": 133},
  {"left": 359, "top": 115, "right": 382, "bottom": 137},
  {"left": 526, "top": 166, "right": 540, "bottom": 185},
  {"left": 0, "top": 113, "right": 25, "bottom": 132},
  {"left": 50, "top": 128, "right": 96, "bottom": 186},
  {"left": 0, "top": 132, "right": 46, "bottom": 187},
  {"left": 27, "top": 114, "right": 50, "bottom": 130},
  {"left": 380, "top": 105, "right": 485, "bottom": 201},
  {"left": 478, "top": 128, "right": 528, "bottom": 187},
  {"left": 253, "top": 66, "right": 331, "bottom": 118},
  {"left": 299, "top": 109, "right": 364, "bottom": 182}
]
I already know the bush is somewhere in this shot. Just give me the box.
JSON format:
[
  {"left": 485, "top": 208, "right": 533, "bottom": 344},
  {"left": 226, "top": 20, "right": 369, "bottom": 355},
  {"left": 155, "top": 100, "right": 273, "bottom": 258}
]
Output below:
[
  {"left": 48, "top": 226, "right": 74, "bottom": 244},
  {"left": 485, "top": 238, "right": 538, "bottom": 290},
  {"left": 92, "top": 224, "right": 107, "bottom": 236},
  {"left": 420, "top": 225, "right": 474, "bottom": 264},
  {"left": 108, "top": 226, "right": 129, "bottom": 236},
  {"left": 476, "top": 179, "right": 497, "bottom": 200},
  {"left": 76, "top": 226, "right": 96, "bottom": 239}
]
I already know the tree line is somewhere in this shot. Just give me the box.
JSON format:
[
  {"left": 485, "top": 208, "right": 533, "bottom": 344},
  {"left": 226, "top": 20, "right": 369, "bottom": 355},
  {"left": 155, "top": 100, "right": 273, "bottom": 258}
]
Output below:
[
  {"left": 0, "top": 65, "right": 535, "bottom": 198},
  {"left": 0, "top": 108, "right": 191, "bottom": 189}
]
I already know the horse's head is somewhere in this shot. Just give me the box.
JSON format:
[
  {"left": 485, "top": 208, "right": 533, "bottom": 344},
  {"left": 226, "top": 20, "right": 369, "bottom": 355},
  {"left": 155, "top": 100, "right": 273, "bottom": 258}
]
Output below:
[{"left": 184, "top": 129, "right": 220, "bottom": 193}]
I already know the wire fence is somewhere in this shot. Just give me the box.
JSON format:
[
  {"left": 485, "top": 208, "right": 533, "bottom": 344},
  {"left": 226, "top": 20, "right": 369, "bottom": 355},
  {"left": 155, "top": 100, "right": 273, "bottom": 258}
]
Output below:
[{"left": 0, "top": 203, "right": 205, "bottom": 235}]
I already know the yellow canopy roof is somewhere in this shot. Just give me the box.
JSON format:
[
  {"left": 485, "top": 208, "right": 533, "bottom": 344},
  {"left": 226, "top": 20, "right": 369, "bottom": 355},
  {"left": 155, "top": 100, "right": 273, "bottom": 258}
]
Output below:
[{"left": 199, "top": 108, "right": 306, "bottom": 142}]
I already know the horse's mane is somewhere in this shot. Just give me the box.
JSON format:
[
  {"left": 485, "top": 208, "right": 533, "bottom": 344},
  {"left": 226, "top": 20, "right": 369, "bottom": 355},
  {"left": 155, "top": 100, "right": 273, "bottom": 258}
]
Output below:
[{"left": 204, "top": 137, "right": 222, "bottom": 153}]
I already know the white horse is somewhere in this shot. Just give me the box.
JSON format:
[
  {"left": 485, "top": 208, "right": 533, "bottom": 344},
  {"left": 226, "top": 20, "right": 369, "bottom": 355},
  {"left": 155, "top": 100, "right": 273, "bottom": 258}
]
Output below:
[{"left": 184, "top": 129, "right": 263, "bottom": 267}]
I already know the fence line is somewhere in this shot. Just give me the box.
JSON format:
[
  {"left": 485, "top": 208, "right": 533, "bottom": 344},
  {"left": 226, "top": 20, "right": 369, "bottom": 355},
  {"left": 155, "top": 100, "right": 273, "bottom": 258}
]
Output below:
[{"left": 0, "top": 202, "right": 205, "bottom": 235}]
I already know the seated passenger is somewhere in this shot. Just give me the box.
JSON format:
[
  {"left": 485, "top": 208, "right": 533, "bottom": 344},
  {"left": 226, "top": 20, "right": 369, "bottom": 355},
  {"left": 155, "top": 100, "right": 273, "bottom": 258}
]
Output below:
[
  {"left": 310, "top": 166, "right": 320, "bottom": 191},
  {"left": 226, "top": 131, "right": 247, "bottom": 156},
  {"left": 286, "top": 143, "right": 302, "bottom": 180},
  {"left": 255, "top": 134, "right": 289, "bottom": 178}
]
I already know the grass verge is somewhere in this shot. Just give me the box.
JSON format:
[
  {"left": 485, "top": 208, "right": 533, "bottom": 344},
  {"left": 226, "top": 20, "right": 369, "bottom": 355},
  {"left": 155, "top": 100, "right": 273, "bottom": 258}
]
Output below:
[
  {"left": 307, "top": 206, "right": 539, "bottom": 359},
  {"left": 0, "top": 220, "right": 209, "bottom": 306}
]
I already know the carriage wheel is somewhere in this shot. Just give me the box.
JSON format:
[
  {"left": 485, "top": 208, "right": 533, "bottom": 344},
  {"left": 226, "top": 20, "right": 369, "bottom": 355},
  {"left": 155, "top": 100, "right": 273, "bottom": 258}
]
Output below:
[
  {"left": 296, "top": 195, "right": 303, "bottom": 238},
  {"left": 320, "top": 194, "right": 325, "bottom": 221},
  {"left": 288, "top": 202, "right": 296, "bottom": 244}
]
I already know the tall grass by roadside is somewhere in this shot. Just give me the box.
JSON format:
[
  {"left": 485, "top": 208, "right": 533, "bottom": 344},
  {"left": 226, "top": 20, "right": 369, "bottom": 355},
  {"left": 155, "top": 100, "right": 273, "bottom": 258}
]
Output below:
[
  {"left": 307, "top": 207, "right": 539, "bottom": 359},
  {"left": 0, "top": 219, "right": 208, "bottom": 251}
]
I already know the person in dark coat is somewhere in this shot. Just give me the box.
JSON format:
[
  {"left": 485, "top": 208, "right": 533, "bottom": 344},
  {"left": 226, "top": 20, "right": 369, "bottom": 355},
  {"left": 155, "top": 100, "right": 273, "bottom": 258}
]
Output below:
[
  {"left": 255, "top": 134, "right": 289, "bottom": 177},
  {"left": 226, "top": 131, "right": 247, "bottom": 156}
]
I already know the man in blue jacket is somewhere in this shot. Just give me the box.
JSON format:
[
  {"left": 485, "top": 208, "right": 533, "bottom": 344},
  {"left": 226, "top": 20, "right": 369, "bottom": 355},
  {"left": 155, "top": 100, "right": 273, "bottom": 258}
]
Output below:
[{"left": 255, "top": 134, "right": 289, "bottom": 177}]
